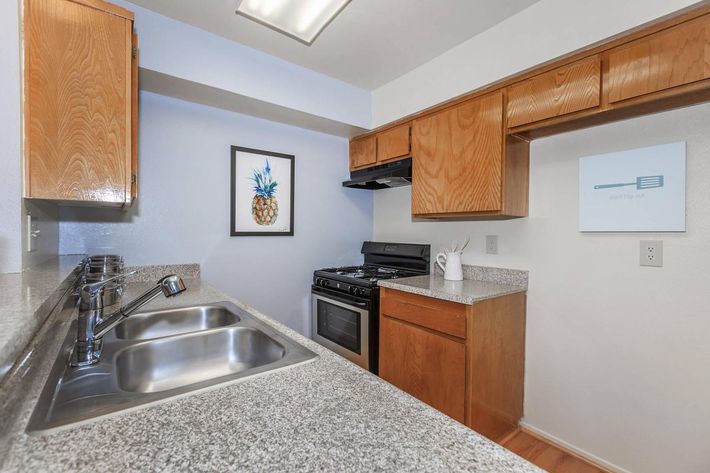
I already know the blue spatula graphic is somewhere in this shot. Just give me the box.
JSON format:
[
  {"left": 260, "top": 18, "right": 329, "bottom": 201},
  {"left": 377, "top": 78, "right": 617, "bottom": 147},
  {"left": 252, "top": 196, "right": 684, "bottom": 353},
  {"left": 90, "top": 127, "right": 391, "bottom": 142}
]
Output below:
[{"left": 594, "top": 175, "right": 664, "bottom": 190}]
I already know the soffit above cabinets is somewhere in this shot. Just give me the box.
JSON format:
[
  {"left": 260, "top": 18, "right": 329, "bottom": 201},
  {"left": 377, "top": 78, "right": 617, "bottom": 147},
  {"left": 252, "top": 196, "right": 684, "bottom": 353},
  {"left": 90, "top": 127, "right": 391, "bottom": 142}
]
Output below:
[{"left": 125, "top": 0, "right": 540, "bottom": 90}]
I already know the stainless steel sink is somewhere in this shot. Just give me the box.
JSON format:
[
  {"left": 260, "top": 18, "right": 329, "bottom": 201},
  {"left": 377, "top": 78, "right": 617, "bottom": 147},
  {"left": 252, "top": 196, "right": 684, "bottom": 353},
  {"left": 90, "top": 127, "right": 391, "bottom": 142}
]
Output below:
[
  {"left": 27, "top": 301, "right": 317, "bottom": 434},
  {"left": 115, "top": 327, "right": 285, "bottom": 393},
  {"left": 114, "top": 305, "right": 241, "bottom": 340}
]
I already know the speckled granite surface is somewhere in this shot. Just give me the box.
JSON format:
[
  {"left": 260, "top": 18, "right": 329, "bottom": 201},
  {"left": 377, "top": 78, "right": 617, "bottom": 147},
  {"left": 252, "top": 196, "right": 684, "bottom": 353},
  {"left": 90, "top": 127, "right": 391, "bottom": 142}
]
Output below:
[
  {"left": 124, "top": 264, "right": 200, "bottom": 283},
  {"left": 0, "top": 278, "right": 541, "bottom": 473},
  {"left": 458, "top": 264, "right": 529, "bottom": 288},
  {"left": 378, "top": 273, "right": 526, "bottom": 305},
  {"left": 0, "top": 256, "right": 84, "bottom": 381}
]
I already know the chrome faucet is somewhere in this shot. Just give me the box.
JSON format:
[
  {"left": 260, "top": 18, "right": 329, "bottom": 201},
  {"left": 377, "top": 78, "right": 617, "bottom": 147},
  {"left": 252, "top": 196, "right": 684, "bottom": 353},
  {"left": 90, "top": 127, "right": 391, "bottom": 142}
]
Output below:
[{"left": 72, "top": 274, "right": 186, "bottom": 367}]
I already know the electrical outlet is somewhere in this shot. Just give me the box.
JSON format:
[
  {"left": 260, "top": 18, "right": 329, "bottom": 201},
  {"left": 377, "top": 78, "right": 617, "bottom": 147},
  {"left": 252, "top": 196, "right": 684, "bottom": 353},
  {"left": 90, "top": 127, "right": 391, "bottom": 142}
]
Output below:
[
  {"left": 486, "top": 235, "right": 498, "bottom": 255},
  {"left": 640, "top": 240, "right": 663, "bottom": 267}
]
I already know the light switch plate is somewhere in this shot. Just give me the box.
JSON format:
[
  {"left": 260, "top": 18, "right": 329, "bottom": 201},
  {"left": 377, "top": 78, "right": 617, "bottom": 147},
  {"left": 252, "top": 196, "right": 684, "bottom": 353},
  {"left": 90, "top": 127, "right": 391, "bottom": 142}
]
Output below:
[
  {"left": 486, "top": 235, "right": 498, "bottom": 255},
  {"left": 640, "top": 240, "right": 663, "bottom": 267},
  {"left": 26, "top": 214, "right": 38, "bottom": 252}
]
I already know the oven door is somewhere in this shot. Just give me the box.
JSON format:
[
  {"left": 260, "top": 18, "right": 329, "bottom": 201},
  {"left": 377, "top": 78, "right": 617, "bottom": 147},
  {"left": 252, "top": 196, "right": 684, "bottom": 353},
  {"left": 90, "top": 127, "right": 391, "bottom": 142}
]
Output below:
[{"left": 311, "top": 287, "right": 370, "bottom": 370}]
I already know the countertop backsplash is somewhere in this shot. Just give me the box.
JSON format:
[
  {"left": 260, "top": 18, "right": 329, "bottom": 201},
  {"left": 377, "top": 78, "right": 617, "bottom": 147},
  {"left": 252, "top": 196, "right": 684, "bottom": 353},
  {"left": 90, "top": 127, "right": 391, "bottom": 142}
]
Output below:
[
  {"left": 123, "top": 264, "right": 201, "bottom": 283},
  {"left": 434, "top": 263, "right": 529, "bottom": 289}
]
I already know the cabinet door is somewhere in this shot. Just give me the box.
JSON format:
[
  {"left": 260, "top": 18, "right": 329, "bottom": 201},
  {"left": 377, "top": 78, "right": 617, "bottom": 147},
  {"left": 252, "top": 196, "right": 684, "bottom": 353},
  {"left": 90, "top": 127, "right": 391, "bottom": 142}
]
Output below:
[
  {"left": 376, "top": 123, "right": 410, "bottom": 163},
  {"left": 507, "top": 56, "right": 601, "bottom": 128},
  {"left": 606, "top": 15, "right": 710, "bottom": 103},
  {"left": 411, "top": 92, "right": 503, "bottom": 216},
  {"left": 379, "top": 315, "right": 466, "bottom": 422},
  {"left": 349, "top": 135, "right": 376, "bottom": 170},
  {"left": 25, "top": 0, "right": 134, "bottom": 204}
]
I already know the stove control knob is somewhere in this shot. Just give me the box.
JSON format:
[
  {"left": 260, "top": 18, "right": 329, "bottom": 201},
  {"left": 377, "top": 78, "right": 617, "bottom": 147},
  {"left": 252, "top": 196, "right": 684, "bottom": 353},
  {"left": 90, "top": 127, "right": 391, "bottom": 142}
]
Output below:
[
  {"left": 348, "top": 286, "right": 358, "bottom": 295},
  {"left": 316, "top": 278, "right": 329, "bottom": 287}
]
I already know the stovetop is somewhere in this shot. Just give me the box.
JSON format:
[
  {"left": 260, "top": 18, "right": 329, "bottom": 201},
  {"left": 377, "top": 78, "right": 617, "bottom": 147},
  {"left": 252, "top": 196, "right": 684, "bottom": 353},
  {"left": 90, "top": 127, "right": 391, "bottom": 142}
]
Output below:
[
  {"left": 316, "top": 264, "right": 424, "bottom": 285},
  {"left": 313, "top": 242, "right": 431, "bottom": 291}
]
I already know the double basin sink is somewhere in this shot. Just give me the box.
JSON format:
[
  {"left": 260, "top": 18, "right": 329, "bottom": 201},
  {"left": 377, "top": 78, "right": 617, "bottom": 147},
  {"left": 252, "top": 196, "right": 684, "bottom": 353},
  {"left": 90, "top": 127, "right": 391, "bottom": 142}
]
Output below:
[{"left": 27, "top": 302, "right": 318, "bottom": 433}]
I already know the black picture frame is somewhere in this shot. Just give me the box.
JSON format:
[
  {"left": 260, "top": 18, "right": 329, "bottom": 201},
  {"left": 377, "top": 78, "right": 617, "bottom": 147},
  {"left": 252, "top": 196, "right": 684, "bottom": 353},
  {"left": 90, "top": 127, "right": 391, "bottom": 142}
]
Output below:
[{"left": 230, "top": 145, "right": 295, "bottom": 236}]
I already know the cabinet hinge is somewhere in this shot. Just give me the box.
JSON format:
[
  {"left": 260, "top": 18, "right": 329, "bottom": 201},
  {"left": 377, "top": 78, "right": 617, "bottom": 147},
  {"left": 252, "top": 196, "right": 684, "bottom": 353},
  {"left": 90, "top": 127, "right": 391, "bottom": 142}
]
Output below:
[
  {"left": 131, "top": 46, "right": 137, "bottom": 59},
  {"left": 131, "top": 174, "right": 136, "bottom": 184}
]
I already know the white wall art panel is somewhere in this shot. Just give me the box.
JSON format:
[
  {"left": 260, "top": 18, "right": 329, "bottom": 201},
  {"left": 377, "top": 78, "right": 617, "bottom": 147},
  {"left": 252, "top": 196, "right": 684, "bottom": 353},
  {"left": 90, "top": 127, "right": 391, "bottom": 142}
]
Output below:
[{"left": 579, "top": 142, "right": 686, "bottom": 232}]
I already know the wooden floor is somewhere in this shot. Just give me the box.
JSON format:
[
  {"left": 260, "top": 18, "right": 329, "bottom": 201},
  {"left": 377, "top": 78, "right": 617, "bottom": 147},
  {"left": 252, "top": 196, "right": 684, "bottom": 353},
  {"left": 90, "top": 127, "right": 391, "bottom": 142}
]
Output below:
[{"left": 500, "top": 430, "right": 608, "bottom": 473}]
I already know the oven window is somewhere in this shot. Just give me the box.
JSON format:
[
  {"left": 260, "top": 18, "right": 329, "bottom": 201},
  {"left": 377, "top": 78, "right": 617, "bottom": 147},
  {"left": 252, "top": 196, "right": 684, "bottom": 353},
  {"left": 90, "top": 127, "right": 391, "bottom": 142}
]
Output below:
[{"left": 316, "top": 299, "right": 361, "bottom": 354}]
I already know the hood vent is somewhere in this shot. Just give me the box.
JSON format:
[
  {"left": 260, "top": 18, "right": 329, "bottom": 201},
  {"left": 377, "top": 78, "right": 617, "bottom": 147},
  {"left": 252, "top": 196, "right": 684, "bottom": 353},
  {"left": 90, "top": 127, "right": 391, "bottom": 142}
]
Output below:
[{"left": 342, "top": 158, "right": 412, "bottom": 190}]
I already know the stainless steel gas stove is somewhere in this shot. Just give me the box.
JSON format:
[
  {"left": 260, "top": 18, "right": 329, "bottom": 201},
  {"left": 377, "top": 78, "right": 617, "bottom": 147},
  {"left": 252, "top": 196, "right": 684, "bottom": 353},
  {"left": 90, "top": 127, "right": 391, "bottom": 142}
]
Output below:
[{"left": 311, "top": 241, "right": 430, "bottom": 373}]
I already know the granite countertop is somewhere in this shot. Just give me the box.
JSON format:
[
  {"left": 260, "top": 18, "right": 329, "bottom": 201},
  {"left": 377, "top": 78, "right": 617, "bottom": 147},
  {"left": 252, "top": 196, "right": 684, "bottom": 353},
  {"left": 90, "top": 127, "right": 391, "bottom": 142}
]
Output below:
[
  {"left": 0, "top": 276, "right": 541, "bottom": 473},
  {"left": 378, "top": 274, "right": 527, "bottom": 305},
  {"left": 0, "top": 255, "right": 85, "bottom": 380}
]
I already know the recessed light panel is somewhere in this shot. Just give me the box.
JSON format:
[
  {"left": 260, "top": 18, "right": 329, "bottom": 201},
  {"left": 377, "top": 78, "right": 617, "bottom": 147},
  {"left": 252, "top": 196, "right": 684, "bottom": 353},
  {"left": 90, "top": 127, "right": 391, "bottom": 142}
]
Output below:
[{"left": 236, "top": 0, "right": 351, "bottom": 45}]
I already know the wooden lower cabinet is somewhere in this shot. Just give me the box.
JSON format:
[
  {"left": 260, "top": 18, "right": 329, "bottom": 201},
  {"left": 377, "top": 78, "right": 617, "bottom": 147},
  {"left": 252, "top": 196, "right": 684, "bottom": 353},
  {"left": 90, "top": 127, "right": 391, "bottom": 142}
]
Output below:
[
  {"left": 379, "top": 287, "right": 526, "bottom": 441},
  {"left": 380, "top": 315, "right": 466, "bottom": 422}
]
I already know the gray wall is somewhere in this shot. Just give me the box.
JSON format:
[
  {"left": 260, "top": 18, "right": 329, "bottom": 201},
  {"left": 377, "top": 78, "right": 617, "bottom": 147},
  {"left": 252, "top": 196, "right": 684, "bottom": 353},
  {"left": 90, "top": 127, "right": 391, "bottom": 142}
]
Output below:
[
  {"left": 0, "top": 0, "right": 22, "bottom": 273},
  {"left": 373, "top": 103, "right": 710, "bottom": 473},
  {"left": 60, "top": 91, "right": 373, "bottom": 334}
]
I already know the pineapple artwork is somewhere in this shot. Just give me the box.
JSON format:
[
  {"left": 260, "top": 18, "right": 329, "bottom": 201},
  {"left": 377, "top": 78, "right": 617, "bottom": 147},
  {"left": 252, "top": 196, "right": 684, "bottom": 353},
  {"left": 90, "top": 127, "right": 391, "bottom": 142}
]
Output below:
[
  {"left": 231, "top": 146, "right": 294, "bottom": 236},
  {"left": 249, "top": 159, "right": 279, "bottom": 226}
]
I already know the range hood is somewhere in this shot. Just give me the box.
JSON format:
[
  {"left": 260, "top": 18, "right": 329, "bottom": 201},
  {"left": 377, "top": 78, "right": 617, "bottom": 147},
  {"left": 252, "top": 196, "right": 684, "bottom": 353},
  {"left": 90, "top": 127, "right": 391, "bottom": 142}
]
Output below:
[{"left": 342, "top": 158, "right": 412, "bottom": 190}]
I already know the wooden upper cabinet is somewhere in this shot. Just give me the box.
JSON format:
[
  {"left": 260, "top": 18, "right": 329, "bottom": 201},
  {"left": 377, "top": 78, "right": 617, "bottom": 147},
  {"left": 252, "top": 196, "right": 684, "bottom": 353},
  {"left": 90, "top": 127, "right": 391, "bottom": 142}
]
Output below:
[
  {"left": 349, "top": 135, "right": 376, "bottom": 170},
  {"left": 507, "top": 56, "right": 601, "bottom": 128},
  {"left": 606, "top": 14, "right": 710, "bottom": 104},
  {"left": 412, "top": 92, "right": 504, "bottom": 216},
  {"left": 376, "top": 123, "right": 411, "bottom": 163},
  {"left": 25, "top": 0, "right": 136, "bottom": 206},
  {"left": 349, "top": 124, "right": 410, "bottom": 171}
]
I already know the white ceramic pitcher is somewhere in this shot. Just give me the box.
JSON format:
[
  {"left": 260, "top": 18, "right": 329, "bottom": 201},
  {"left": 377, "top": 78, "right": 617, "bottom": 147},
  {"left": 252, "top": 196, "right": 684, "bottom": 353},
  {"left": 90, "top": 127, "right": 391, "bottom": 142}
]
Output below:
[{"left": 436, "top": 252, "right": 463, "bottom": 281}]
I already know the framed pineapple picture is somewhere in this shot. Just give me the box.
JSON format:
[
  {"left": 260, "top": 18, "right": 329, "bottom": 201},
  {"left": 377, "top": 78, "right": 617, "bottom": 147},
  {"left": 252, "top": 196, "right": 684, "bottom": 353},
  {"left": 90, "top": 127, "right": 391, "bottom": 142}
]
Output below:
[{"left": 230, "top": 146, "right": 295, "bottom": 236}]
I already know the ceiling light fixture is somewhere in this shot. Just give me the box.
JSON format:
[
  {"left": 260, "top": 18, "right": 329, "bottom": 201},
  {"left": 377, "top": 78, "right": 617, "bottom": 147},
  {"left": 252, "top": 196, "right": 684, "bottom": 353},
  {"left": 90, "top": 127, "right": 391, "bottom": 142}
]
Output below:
[{"left": 236, "top": 0, "right": 351, "bottom": 45}]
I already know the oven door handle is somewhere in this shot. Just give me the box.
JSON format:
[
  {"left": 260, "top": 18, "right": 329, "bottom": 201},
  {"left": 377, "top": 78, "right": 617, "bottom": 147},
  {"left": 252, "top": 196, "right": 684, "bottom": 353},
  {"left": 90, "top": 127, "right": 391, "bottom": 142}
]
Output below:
[{"left": 311, "top": 287, "right": 370, "bottom": 308}]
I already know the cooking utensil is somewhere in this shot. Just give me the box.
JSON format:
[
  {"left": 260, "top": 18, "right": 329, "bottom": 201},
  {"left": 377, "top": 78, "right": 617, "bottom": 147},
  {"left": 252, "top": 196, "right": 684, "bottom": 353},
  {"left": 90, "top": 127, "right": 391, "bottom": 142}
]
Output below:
[
  {"left": 594, "top": 175, "right": 664, "bottom": 190},
  {"left": 459, "top": 235, "right": 470, "bottom": 252}
]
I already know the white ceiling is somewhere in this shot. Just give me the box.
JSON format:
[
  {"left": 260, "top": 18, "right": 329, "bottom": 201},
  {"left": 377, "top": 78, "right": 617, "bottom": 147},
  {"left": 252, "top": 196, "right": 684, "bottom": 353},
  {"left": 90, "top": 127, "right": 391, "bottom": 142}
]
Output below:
[{"left": 126, "top": 0, "right": 540, "bottom": 90}]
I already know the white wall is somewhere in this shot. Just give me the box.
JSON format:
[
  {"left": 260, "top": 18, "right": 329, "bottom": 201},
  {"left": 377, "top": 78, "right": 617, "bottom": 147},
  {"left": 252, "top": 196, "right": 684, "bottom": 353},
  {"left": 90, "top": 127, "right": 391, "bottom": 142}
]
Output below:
[
  {"left": 60, "top": 91, "right": 373, "bottom": 335},
  {"left": 371, "top": 0, "right": 698, "bottom": 126},
  {"left": 0, "top": 0, "right": 22, "bottom": 273},
  {"left": 373, "top": 103, "right": 710, "bottom": 473}
]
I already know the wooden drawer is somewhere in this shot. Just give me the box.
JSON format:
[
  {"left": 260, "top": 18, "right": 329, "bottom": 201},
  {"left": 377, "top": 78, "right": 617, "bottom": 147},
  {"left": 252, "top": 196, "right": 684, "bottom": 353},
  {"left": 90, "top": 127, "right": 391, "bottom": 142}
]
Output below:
[
  {"left": 376, "top": 123, "right": 410, "bottom": 163},
  {"left": 349, "top": 135, "right": 376, "bottom": 170},
  {"left": 507, "top": 56, "right": 601, "bottom": 128},
  {"left": 606, "top": 15, "right": 710, "bottom": 103},
  {"left": 380, "top": 288, "right": 467, "bottom": 339}
]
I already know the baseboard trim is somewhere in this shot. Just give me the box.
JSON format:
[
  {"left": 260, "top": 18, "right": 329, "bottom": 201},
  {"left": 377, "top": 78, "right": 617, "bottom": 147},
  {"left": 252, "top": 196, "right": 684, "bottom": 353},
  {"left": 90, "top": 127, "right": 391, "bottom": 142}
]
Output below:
[{"left": 518, "top": 422, "right": 633, "bottom": 473}]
